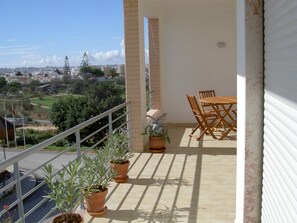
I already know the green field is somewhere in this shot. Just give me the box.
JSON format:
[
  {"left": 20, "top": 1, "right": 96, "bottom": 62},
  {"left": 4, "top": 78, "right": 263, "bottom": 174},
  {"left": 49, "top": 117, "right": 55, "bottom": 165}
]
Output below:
[{"left": 30, "top": 94, "right": 83, "bottom": 108}]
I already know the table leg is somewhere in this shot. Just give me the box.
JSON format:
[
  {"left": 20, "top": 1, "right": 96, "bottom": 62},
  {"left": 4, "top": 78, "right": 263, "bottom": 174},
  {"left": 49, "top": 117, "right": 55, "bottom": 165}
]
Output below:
[{"left": 218, "top": 104, "right": 237, "bottom": 139}]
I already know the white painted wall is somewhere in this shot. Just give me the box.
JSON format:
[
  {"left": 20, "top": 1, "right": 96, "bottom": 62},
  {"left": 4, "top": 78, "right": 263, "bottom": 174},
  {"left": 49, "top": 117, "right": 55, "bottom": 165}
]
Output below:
[
  {"left": 160, "top": 8, "right": 236, "bottom": 123},
  {"left": 156, "top": 7, "right": 237, "bottom": 123},
  {"left": 140, "top": 1, "right": 236, "bottom": 123}
]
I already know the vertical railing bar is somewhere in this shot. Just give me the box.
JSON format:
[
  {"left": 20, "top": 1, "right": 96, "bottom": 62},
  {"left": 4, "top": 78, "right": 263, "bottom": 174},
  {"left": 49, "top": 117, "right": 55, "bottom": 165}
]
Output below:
[
  {"left": 13, "top": 162, "right": 25, "bottom": 222},
  {"left": 75, "top": 130, "right": 84, "bottom": 210},
  {"left": 4, "top": 104, "right": 10, "bottom": 149},
  {"left": 2, "top": 145, "right": 6, "bottom": 160},
  {"left": 149, "top": 90, "right": 153, "bottom": 109},
  {"left": 76, "top": 130, "right": 81, "bottom": 158},
  {"left": 127, "top": 102, "right": 132, "bottom": 148},
  {"left": 108, "top": 113, "right": 113, "bottom": 135},
  {"left": 146, "top": 91, "right": 149, "bottom": 110}
]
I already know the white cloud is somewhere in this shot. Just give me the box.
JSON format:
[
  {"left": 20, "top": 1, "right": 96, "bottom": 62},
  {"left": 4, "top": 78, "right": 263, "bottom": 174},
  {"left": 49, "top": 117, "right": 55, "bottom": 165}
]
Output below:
[
  {"left": 120, "top": 39, "right": 125, "bottom": 56},
  {"left": 145, "top": 48, "right": 149, "bottom": 57},
  {"left": 6, "top": 38, "right": 17, "bottom": 42},
  {"left": 0, "top": 40, "right": 127, "bottom": 68},
  {"left": 93, "top": 50, "right": 120, "bottom": 60},
  {"left": 20, "top": 54, "right": 63, "bottom": 67},
  {"left": 85, "top": 41, "right": 126, "bottom": 65},
  {"left": 0, "top": 45, "right": 41, "bottom": 56},
  {"left": 86, "top": 50, "right": 123, "bottom": 65},
  {"left": 120, "top": 39, "right": 125, "bottom": 48}
]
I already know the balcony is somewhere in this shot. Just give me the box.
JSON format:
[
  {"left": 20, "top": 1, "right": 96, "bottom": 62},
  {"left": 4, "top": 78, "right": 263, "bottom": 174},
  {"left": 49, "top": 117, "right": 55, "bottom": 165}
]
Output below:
[
  {"left": 0, "top": 102, "right": 236, "bottom": 222},
  {"left": 83, "top": 126, "right": 236, "bottom": 223}
]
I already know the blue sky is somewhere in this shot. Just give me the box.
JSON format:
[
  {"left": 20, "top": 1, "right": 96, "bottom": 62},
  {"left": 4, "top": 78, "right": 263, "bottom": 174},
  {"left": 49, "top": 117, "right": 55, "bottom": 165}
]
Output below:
[{"left": 0, "top": 0, "right": 125, "bottom": 68}]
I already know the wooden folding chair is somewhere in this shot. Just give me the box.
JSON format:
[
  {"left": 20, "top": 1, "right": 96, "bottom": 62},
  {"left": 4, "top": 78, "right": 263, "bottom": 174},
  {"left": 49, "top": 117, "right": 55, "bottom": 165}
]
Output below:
[{"left": 187, "top": 95, "right": 218, "bottom": 140}]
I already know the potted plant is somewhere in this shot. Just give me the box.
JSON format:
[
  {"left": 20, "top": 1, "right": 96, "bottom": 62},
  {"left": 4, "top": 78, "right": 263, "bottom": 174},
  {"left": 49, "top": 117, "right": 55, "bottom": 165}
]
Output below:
[
  {"left": 107, "top": 130, "right": 133, "bottom": 183},
  {"left": 142, "top": 113, "right": 171, "bottom": 153},
  {"left": 43, "top": 160, "right": 83, "bottom": 223},
  {"left": 80, "top": 148, "right": 114, "bottom": 216}
]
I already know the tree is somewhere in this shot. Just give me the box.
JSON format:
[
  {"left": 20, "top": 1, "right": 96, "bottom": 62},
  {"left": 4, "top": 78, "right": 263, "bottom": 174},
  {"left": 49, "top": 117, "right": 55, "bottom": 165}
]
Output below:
[
  {"left": 105, "top": 67, "right": 119, "bottom": 78},
  {"left": 63, "top": 56, "right": 71, "bottom": 75},
  {"left": 68, "top": 79, "right": 85, "bottom": 94},
  {"left": 28, "top": 80, "right": 41, "bottom": 93},
  {"left": 54, "top": 68, "right": 62, "bottom": 75},
  {"left": 0, "top": 77, "right": 7, "bottom": 91},
  {"left": 6, "top": 82, "right": 21, "bottom": 94},
  {"left": 15, "top": 71, "right": 23, "bottom": 76},
  {"left": 50, "top": 96, "right": 88, "bottom": 132},
  {"left": 79, "top": 66, "right": 104, "bottom": 78},
  {"left": 62, "top": 56, "right": 71, "bottom": 84},
  {"left": 50, "top": 78, "right": 65, "bottom": 92},
  {"left": 81, "top": 52, "right": 89, "bottom": 67},
  {"left": 50, "top": 81, "right": 125, "bottom": 144},
  {"left": 21, "top": 97, "right": 33, "bottom": 111}
]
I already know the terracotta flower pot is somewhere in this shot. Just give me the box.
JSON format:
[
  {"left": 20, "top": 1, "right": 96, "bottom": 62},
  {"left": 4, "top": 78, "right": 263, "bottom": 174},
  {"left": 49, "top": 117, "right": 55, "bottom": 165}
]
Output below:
[
  {"left": 52, "top": 213, "right": 83, "bottom": 223},
  {"left": 110, "top": 160, "right": 130, "bottom": 183},
  {"left": 84, "top": 188, "right": 108, "bottom": 216},
  {"left": 149, "top": 136, "right": 166, "bottom": 153}
]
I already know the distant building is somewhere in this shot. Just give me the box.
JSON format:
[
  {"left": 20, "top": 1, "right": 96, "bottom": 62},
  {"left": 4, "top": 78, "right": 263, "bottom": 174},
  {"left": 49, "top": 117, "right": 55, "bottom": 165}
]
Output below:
[
  {"left": 0, "top": 117, "right": 14, "bottom": 143},
  {"left": 36, "top": 84, "right": 51, "bottom": 93},
  {"left": 117, "top": 64, "right": 125, "bottom": 76}
]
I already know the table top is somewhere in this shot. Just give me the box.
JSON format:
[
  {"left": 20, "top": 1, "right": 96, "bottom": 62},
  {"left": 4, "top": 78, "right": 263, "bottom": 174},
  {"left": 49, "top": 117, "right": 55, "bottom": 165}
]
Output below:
[{"left": 199, "top": 96, "right": 237, "bottom": 104}]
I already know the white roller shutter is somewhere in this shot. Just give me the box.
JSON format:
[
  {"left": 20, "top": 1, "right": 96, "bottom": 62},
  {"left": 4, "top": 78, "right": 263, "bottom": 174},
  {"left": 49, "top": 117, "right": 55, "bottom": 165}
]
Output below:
[{"left": 262, "top": 1, "right": 297, "bottom": 222}]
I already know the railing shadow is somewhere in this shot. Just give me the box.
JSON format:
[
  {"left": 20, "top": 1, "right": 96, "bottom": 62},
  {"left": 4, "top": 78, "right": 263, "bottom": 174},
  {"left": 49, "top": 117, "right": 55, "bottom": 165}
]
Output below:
[
  {"left": 83, "top": 125, "right": 236, "bottom": 222},
  {"left": 102, "top": 126, "right": 236, "bottom": 223},
  {"left": 86, "top": 206, "right": 189, "bottom": 223},
  {"left": 126, "top": 177, "right": 190, "bottom": 187}
]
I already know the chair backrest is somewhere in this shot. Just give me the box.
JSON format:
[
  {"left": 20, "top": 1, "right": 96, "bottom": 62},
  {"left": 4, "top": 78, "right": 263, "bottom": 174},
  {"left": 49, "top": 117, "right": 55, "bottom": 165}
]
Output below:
[
  {"left": 199, "top": 90, "right": 216, "bottom": 98},
  {"left": 198, "top": 90, "right": 216, "bottom": 112},
  {"left": 186, "top": 95, "right": 204, "bottom": 118}
]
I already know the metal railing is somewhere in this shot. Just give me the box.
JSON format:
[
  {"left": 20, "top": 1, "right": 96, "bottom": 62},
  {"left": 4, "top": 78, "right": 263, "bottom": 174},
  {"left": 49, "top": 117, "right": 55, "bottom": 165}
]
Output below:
[
  {"left": 0, "top": 101, "right": 131, "bottom": 223},
  {"left": 146, "top": 90, "right": 153, "bottom": 111}
]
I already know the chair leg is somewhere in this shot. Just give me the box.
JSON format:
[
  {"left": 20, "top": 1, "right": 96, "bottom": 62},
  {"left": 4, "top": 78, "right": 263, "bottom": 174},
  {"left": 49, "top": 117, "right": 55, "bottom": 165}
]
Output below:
[
  {"left": 196, "top": 128, "right": 208, "bottom": 140},
  {"left": 189, "top": 124, "right": 200, "bottom": 137},
  {"left": 196, "top": 119, "right": 217, "bottom": 141}
]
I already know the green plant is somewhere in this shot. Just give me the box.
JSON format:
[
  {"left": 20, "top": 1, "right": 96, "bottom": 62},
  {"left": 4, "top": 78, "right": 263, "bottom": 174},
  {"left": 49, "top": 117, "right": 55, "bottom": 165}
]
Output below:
[
  {"left": 16, "top": 129, "right": 56, "bottom": 145},
  {"left": 0, "top": 204, "right": 15, "bottom": 223},
  {"left": 81, "top": 149, "right": 115, "bottom": 197},
  {"left": 49, "top": 81, "right": 125, "bottom": 144},
  {"left": 142, "top": 113, "right": 170, "bottom": 144},
  {"left": 43, "top": 160, "right": 83, "bottom": 222},
  {"left": 107, "top": 130, "right": 133, "bottom": 164}
]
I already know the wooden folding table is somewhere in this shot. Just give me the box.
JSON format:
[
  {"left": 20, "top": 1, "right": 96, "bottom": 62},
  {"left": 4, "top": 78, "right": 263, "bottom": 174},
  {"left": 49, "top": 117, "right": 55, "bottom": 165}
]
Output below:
[{"left": 199, "top": 96, "right": 237, "bottom": 140}]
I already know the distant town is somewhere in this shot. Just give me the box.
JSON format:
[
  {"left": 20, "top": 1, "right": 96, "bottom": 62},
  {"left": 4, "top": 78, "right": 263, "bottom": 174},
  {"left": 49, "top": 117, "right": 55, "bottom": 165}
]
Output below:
[{"left": 0, "top": 64, "right": 126, "bottom": 85}]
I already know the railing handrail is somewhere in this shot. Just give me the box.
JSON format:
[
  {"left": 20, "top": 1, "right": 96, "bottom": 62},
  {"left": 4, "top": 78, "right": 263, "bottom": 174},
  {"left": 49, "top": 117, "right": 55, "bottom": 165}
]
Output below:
[{"left": 0, "top": 101, "right": 131, "bottom": 171}]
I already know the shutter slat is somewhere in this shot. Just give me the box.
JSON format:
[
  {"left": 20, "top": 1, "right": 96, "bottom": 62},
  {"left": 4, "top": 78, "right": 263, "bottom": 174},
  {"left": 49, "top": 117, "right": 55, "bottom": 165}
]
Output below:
[{"left": 263, "top": 0, "right": 297, "bottom": 222}]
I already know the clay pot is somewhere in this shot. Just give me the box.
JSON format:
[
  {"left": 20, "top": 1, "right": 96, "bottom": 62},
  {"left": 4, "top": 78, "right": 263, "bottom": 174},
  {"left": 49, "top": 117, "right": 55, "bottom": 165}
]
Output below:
[
  {"left": 149, "top": 136, "right": 166, "bottom": 153},
  {"left": 110, "top": 160, "right": 130, "bottom": 183},
  {"left": 84, "top": 188, "right": 108, "bottom": 216},
  {"left": 52, "top": 213, "right": 83, "bottom": 223}
]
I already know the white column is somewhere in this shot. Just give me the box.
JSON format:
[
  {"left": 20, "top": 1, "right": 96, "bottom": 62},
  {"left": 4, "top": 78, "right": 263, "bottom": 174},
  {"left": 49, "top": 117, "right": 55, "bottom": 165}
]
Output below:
[{"left": 236, "top": 0, "right": 264, "bottom": 222}]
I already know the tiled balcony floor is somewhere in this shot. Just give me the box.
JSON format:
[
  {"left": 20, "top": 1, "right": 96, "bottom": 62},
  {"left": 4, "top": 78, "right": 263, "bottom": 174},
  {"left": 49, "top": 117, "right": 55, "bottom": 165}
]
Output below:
[{"left": 84, "top": 126, "right": 236, "bottom": 223}]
